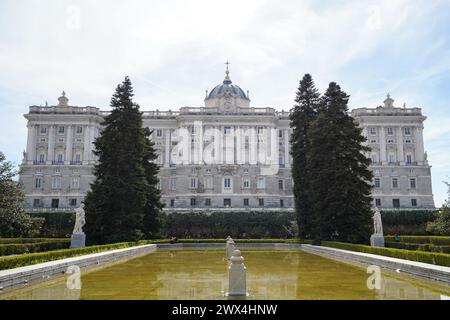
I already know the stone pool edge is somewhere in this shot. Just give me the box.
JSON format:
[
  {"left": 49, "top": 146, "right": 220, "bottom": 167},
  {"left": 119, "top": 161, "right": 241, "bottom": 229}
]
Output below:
[
  {"left": 300, "top": 244, "right": 450, "bottom": 284},
  {"left": 0, "top": 244, "right": 157, "bottom": 290},
  {"left": 1, "top": 242, "right": 449, "bottom": 291}
]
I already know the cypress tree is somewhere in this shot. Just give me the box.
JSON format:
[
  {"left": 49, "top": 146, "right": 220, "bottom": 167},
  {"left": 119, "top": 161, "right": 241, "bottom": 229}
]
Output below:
[
  {"left": 308, "top": 82, "right": 373, "bottom": 243},
  {"left": 289, "top": 74, "right": 320, "bottom": 239},
  {"left": 84, "top": 77, "right": 162, "bottom": 244}
]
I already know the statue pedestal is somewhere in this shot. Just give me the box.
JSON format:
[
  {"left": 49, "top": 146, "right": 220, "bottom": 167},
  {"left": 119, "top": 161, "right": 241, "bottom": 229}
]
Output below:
[
  {"left": 370, "top": 234, "right": 385, "bottom": 247},
  {"left": 70, "top": 233, "right": 86, "bottom": 248}
]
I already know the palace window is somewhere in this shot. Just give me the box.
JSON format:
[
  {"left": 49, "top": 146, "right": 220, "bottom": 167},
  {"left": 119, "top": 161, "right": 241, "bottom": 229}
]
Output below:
[
  {"left": 243, "top": 178, "right": 250, "bottom": 189},
  {"left": 40, "top": 127, "right": 47, "bottom": 134},
  {"left": 224, "top": 127, "right": 231, "bottom": 135},
  {"left": 278, "top": 179, "right": 284, "bottom": 190},
  {"left": 278, "top": 155, "right": 285, "bottom": 166},
  {"left": 258, "top": 198, "right": 264, "bottom": 206},
  {"left": 257, "top": 127, "right": 263, "bottom": 134},
  {"left": 71, "top": 177, "right": 79, "bottom": 189},
  {"left": 170, "top": 199, "right": 175, "bottom": 207},
  {"left": 404, "top": 127, "right": 412, "bottom": 136},
  {"left": 52, "top": 177, "right": 61, "bottom": 189},
  {"left": 406, "top": 154, "right": 413, "bottom": 164},
  {"left": 410, "top": 178, "right": 416, "bottom": 189},
  {"left": 375, "top": 198, "right": 381, "bottom": 207},
  {"left": 411, "top": 199, "right": 417, "bottom": 207},
  {"left": 51, "top": 199, "right": 59, "bottom": 208},
  {"left": 224, "top": 199, "right": 231, "bottom": 207},
  {"left": 75, "top": 154, "right": 81, "bottom": 162},
  {"left": 156, "top": 129, "right": 163, "bottom": 137},
  {"left": 205, "top": 198, "right": 211, "bottom": 206},
  {"left": 374, "top": 178, "right": 381, "bottom": 188},
  {"left": 278, "top": 130, "right": 283, "bottom": 138},
  {"left": 57, "top": 154, "right": 64, "bottom": 163},
  {"left": 76, "top": 126, "right": 83, "bottom": 134},
  {"left": 170, "top": 178, "right": 177, "bottom": 190},
  {"left": 38, "top": 154, "right": 45, "bottom": 163},
  {"left": 369, "top": 128, "right": 377, "bottom": 135},
  {"left": 393, "top": 199, "right": 400, "bottom": 208},
  {"left": 392, "top": 178, "right": 399, "bottom": 189},
  {"left": 58, "top": 126, "right": 65, "bottom": 134},
  {"left": 190, "top": 177, "right": 198, "bottom": 189},
  {"left": 33, "top": 199, "right": 41, "bottom": 208},
  {"left": 387, "top": 128, "right": 394, "bottom": 136},
  {"left": 69, "top": 199, "right": 77, "bottom": 207},
  {"left": 35, "top": 178, "right": 42, "bottom": 189},
  {"left": 224, "top": 177, "right": 232, "bottom": 189},
  {"left": 257, "top": 177, "right": 266, "bottom": 189},
  {"left": 243, "top": 199, "right": 249, "bottom": 206},
  {"left": 280, "top": 199, "right": 284, "bottom": 207}
]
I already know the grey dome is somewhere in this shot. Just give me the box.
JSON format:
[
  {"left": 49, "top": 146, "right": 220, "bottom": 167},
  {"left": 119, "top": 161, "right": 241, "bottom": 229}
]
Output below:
[{"left": 206, "top": 75, "right": 249, "bottom": 100}]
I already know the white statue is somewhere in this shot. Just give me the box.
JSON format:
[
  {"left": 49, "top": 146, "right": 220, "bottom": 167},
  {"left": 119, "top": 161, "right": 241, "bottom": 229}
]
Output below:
[
  {"left": 372, "top": 207, "right": 383, "bottom": 235},
  {"left": 72, "top": 204, "right": 86, "bottom": 235}
]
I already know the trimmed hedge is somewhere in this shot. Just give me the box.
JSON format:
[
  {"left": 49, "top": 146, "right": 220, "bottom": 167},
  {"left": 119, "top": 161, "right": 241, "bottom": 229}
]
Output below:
[
  {"left": 0, "top": 240, "right": 70, "bottom": 256},
  {"left": 381, "top": 209, "right": 438, "bottom": 235},
  {"left": 384, "top": 235, "right": 450, "bottom": 246},
  {"left": 0, "top": 238, "right": 68, "bottom": 245},
  {"left": 0, "top": 241, "right": 155, "bottom": 271},
  {"left": 320, "top": 241, "right": 450, "bottom": 267},
  {"left": 385, "top": 241, "right": 450, "bottom": 254}
]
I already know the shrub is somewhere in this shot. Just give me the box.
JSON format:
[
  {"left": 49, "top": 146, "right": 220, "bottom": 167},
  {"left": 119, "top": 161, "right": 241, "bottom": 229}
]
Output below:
[
  {"left": 28, "top": 211, "right": 75, "bottom": 238},
  {"left": 0, "top": 238, "right": 68, "bottom": 244},
  {"left": 385, "top": 241, "right": 450, "bottom": 254},
  {"left": 0, "top": 241, "right": 153, "bottom": 270},
  {"left": 320, "top": 241, "right": 450, "bottom": 267},
  {"left": 384, "top": 235, "right": 450, "bottom": 246},
  {"left": 0, "top": 240, "right": 70, "bottom": 256},
  {"left": 160, "top": 211, "right": 296, "bottom": 238},
  {"left": 381, "top": 209, "right": 438, "bottom": 235}
]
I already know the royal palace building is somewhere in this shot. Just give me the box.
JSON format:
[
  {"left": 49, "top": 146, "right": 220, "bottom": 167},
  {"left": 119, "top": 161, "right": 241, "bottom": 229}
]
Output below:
[{"left": 19, "top": 68, "right": 435, "bottom": 211}]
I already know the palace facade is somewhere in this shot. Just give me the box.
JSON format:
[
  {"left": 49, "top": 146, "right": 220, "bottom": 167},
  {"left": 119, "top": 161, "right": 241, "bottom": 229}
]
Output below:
[{"left": 19, "top": 69, "right": 435, "bottom": 211}]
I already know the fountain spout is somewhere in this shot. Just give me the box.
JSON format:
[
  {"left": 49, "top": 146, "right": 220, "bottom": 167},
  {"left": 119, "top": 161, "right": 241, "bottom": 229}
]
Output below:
[
  {"left": 227, "top": 249, "right": 247, "bottom": 297},
  {"left": 226, "top": 237, "right": 236, "bottom": 260}
]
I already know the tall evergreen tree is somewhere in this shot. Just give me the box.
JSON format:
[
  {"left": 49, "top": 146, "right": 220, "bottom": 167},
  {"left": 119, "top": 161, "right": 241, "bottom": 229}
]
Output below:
[
  {"left": 142, "top": 127, "right": 164, "bottom": 238},
  {"left": 308, "top": 82, "right": 373, "bottom": 243},
  {"left": 289, "top": 74, "right": 320, "bottom": 239},
  {"left": 84, "top": 77, "right": 162, "bottom": 244}
]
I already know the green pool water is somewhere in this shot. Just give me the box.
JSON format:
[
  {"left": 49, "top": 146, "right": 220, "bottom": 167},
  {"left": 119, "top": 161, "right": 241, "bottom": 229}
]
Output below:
[{"left": 1, "top": 248, "right": 449, "bottom": 300}]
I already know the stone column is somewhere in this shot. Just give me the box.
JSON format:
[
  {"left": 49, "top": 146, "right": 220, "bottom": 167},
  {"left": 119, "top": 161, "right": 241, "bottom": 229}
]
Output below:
[
  {"left": 65, "top": 125, "right": 73, "bottom": 165},
  {"left": 83, "top": 124, "right": 91, "bottom": 164},
  {"left": 379, "top": 126, "right": 387, "bottom": 165},
  {"left": 235, "top": 126, "right": 242, "bottom": 164},
  {"left": 47, "top": 125, "right": 56, "bottom": 164},
  {"left": 416, "top": 125, "right": 425, "bottom": 163},
  {"left": 249, "top": 126, "right": 257, "bottom": 165},
  {"left": 26, "top": 124, "right": 36, "bottom": 164},
  {"left": 396, "top": 126, "right": 404, "bottom": 165},
  {"left": 284, "top": 129, "right": 290, "bottom": 168},
  {"left": 164, "top": 129, "right": 170, "bottom": 167}
]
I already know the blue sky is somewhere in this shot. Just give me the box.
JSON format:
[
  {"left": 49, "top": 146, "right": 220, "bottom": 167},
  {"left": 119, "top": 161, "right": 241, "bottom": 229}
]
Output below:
[{"left": 0, "top": 0, "right": 449, "bottom": 206}]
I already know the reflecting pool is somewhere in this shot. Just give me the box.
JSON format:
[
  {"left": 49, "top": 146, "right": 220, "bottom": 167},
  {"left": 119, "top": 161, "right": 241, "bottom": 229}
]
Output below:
[{"left": 1, "top": 249, "right": 449, "bottom": 300}]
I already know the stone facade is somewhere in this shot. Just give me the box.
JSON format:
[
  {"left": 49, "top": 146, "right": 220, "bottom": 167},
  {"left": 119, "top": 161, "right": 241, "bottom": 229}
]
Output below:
[{"left": 19, "top": 73, "right": 435, "bottom": 211}]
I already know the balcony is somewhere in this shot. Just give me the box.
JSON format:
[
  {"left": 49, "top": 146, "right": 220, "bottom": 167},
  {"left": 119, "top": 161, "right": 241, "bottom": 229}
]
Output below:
[
  {"left": 33, "top": 161, "right": 46, "bottom": 165},
  {"left": 52, "top": 161, "right": 65, "bottom": 165},
  {"left": 70, "top": 161, "right": 83, "bottom": 165}
]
